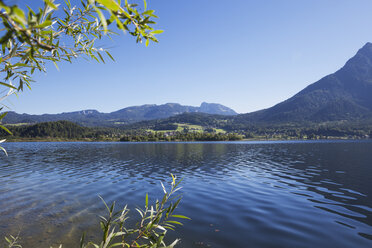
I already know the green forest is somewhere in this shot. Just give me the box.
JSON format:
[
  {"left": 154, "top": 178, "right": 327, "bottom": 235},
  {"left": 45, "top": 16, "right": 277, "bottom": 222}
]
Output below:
[
  {"left": 1, "top": 121, "right": 121, "bottom": 141},
  {"left": 1, "top": 119, "right": 371, "bottom": 142}
]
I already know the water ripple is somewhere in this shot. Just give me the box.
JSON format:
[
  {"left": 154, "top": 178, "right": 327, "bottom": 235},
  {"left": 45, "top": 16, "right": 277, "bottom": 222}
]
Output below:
[{"left": 0, "top": 141, "right": 372, "bottom": 247}]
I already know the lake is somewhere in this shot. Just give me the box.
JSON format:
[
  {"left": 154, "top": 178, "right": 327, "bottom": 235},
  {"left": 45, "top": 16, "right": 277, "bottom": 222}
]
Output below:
[{"left": 1, "top": 141, "right": 372, "bottom": 247}]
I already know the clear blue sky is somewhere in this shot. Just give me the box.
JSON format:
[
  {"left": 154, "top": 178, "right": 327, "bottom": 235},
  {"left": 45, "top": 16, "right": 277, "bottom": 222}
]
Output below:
[{"left": 5, "top": 0, "right": 372, "bottom": 114}]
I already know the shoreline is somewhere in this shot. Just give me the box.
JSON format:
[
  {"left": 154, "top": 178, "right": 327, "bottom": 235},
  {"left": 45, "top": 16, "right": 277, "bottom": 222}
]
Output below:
[{"left": 4, "top": 137, "right": 369, "bottom": 143}]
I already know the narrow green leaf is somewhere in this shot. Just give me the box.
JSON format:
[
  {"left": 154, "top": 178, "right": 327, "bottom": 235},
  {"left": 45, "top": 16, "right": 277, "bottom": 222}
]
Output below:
[
  {"left": 34, "top": 20, "right": 53, "bottom": 29},
  {"left": 97, "top": 51, "right": 105, "bottom": 63},
  {"left": 45, "top": 0, "right": 58, "bottom": 9},
  {"left": 79, "top": 232, "right": 86, "bottom": 248},
  {"left": 110, "top": 201, "right": 115, "bottom": 212},
  {"left": 96, "top": 0, "right": 120, "bottom": 11},
  {"left": 135, "top": 208, "right": 143, "bottom": 217},
  {"left": 160, "top": 181, "right": 167, "bottom": 194},
  {"left": 108, "top": 242, "right": 126, "bottom": 248},
  {"left": 53, "top": 61, "right": 59, "bottom": 71},
  {"left": 151, "top": 30, "right": 164, "bottom": 35},
  {"left": 0, "top": 112, "right": 7, "bottom": 120},
  {"left": 11, "top": 6, "right": 27, "bottom": 26},
  {"left": 99, "top": 195, "right": 111, "bottom": 212},
  {"left": 163, "top": 225, "right": 175, "bottom": 231},
  {"left": 0, "top": 82, "right": 17, "bottom": 90},
  {"left": 111, "top": 13, "right": 125, "bottom": 33},
  {"left": 166, "top": 220, "right": 183, "bottom": 225},
  {"left": 142, "top": 10, "right": 154, "bottom": 16},
  {"left": 0, "top": 145, "right": 8, "bottom": 156},
  {"left": 171, "top": 215, "right": 191, "bottom": 220},
  {"left": 92, "top": 5, "right": 108, "bottom": 34},
  {"left": 105, "top": 51, "right": 115, "bottom": 61}
]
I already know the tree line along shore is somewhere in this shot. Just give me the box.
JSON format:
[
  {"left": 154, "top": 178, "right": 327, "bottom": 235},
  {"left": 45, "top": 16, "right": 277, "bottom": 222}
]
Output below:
[{"left": 1, "top": 120, "right": 371, "bottom": 142}]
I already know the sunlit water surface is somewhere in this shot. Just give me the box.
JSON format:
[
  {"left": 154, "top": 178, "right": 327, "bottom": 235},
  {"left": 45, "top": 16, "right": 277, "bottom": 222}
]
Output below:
[{"left": 1, "top": 141, "right": 372, "bottom": 247}]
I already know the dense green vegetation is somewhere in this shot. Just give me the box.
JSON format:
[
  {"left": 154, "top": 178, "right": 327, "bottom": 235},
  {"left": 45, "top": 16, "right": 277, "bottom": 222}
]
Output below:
[
  {"left": 122, "top": 113, "right": 231, "bottom": 131},
  {"left": 118, "top": 112, "right": 372, "bottom": 140},
  {"left": 234, "top": 123, "right": 372, "bottom": 140},
  {"left": 2, "top": 118, "right": 371, "bottom": 142},
  {"left": 120, "top": 131, "right": 243, "bottom": 142},
  {"left": 0, "top": 120, "right": 245, "bottom": 142},
  {"left": 1, "top": 121, "right": 121, "bottom": 141}
]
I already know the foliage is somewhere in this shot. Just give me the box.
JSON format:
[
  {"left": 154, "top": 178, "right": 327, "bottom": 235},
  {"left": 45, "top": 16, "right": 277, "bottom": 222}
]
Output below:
[
  {"left": 118, "top": 111, "right": 372, "bottom": 140},
  {"left": 122, "top": 113, "right": 231, "bottom": 131},
  {"left": 0, "top": 120, "right": 244, "bottom": 142},
  {"left": 78, "top": 175, "right": 188, "bottom": 248},
  {"left": 4, "top": 233, "right": 21, "bottom": 248},
  {"left": 120, "top": 131, "right": 243, "bottom": 142},
  {"left": 2, "top": 117, "right": 372, "bottom": 142},
  {"left": 153, "top": 123, "right": 178, "bottom": 131},
  {"left": 4, "top": 175, "right": 189, "bottom": 247},
  {"left": 232, "top": 122, "right": 372, "bottom": 140},
  {"left": 0, "top": 0, "right": 162, "bottom": 152},
  {"left": 0, "top": 120, "right": 119, "bottom": 140},
  {"left": 0, "top": 0, "right": 160, "bottom": 91}
]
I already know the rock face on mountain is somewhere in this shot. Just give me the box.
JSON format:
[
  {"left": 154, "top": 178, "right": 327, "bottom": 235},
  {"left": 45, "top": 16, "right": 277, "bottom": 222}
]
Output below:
[
  {"left": 238, "top": 42, "right": 372, "bottom": 123},
  {"left": 3, "top": 102, "right": 237, "bottom": 126},
  {"left": 199, "top": 102, "right": 237, "bottom": 115}
]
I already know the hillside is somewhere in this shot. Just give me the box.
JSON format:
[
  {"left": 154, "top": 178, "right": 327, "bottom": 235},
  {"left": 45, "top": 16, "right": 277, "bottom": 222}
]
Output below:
[
  {"left": 237, "top": 42, "right": 372, "bottom": 123},
  {"left": 119, "top": 43, "right": 372, "bottom": 135},
  {"left": 0, "top": 121, "right": 114, "bottom": 140},
  {"left": 2, "top": 102, "right": 237, "bottom": 127},
  {"left": 121, "top": 112, "right": 231, "bottom": 130}
]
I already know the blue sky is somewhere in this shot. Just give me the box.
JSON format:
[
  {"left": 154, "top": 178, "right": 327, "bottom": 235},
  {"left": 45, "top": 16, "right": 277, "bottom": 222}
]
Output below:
[{"left": 5, "top": 0, "right": 372, "bottom": 114}]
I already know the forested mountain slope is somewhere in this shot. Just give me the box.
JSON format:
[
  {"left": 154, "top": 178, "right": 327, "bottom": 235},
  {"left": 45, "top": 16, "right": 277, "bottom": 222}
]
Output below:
[{"left": 237, "top": 42, "right": 372, "bottom": 123}]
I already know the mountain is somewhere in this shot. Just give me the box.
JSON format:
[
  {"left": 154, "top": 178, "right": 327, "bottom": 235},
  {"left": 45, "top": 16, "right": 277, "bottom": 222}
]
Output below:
[
  {"left": 199, "top": 102, "right": 237, "bottom": 115},
  {"left": 5, "top": 43, "right": 372, "bottom": 129},
  {"left": 4, "top": 109, "right": 107, "bottom": 127},
  {"left": 2, "top": 102, "right": 237, "bottom": 127},
  {"left": 110, "top": 103, "right": 197, "bottom": 121},
  {"left": 121, "top": 43, "right": 372, "bottom": 132},
  {"left": 237, "top": 42, "right": 372, "bottom": 124}
]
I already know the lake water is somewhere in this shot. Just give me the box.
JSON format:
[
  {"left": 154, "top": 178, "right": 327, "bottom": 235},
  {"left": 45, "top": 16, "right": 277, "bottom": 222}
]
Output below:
[{"left": 0, "top": 141, "right": 372, "bottom": 247}]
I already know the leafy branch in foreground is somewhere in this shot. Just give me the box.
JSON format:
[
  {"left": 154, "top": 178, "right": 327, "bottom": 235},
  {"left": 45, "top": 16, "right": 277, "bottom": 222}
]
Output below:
[
  {"left": 79, "top": 174, "right": 189, "bottom": 248},
  {"left": 4, "top": 175, "right": 189, "bottom": 247},
  {"left": 0, "top": 0, "right": 161, "bottom": 93},
  {"left": 4, "top": 233, "right": 21, "bottom": 248},
  {"left": 0, "top": 0, "right": 163, "bottom": 154}
]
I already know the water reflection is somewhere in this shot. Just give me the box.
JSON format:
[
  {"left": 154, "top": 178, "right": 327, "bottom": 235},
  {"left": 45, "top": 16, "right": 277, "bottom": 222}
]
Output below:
[{"left": 0, "top": 141, "right": 372, "bottom": 247}]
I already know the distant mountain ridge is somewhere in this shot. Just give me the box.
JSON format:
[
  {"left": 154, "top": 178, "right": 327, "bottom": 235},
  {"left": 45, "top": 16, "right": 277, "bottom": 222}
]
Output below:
[
  {"left": 120, "top": 42, "right": 372, "bottom": 131},
  {"left": 236, "top": 42, "right": 372, "bottom": 124},
  {"left": 3, "top": 102, "right": 237, "bottom": 126},
  {"left": 4, "top": 43, "right": 372, "bottom": 129}
]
